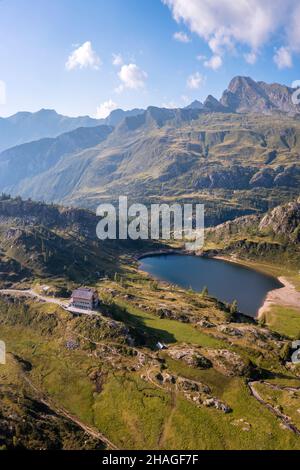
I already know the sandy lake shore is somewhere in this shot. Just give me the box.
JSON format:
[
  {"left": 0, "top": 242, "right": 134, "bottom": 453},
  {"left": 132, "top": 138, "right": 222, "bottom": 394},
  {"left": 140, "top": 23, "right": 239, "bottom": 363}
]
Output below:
[
  {"left": 212, "top": 255, "right": 300, "bottom": 318},
  {"left": 258, "top": 277, "right": 300, "bottom": 318}
]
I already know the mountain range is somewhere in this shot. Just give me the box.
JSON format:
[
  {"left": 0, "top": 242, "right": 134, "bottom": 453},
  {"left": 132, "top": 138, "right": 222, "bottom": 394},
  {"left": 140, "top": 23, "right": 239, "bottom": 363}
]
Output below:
[
  {"left": 0, "top": 76, "right": 299, "bottom": 222},
  {"left": 0, "top": 107, "right": 144, "bottom": 153}
]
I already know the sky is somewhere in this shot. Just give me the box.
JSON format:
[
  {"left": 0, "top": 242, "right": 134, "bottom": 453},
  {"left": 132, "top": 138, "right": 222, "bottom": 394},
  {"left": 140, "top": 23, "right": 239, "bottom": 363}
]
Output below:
[{"left": 0, "top": 0, "right": 300, "bottom": 118}]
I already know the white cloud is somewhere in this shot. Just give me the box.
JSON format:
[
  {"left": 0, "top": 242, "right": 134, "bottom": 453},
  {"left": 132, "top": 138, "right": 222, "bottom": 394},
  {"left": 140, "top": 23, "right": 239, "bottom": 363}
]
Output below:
[
  {"left": 163, "top": 0, "right": 300, "bottom": 65},
  {"left": 66, "top": 41, "right": 101, "bottom": 70},
  {"left": 116, "top": 63, "right": 147, "bottom": 93},
  {"left": 274, "top": 46, "right": 293, "bottom": 69},
  {"left": 244, "top": 51, "right": 258, "bottom": 65},
  {"left": 204, "top": 55, "right": 223, "bottom": 70},
  {"left": 95, "top": 99, "right": 118, "bottom": 119},
  {"left": 196, "top": 54, "right": 207, "bottom": 61},
  {"left": 112, "top": 53, "right": 123, "bottom": 66},
  {"left": 288, "top": 3, "right": 300, "bottom": 53},
  {"left": 187, "top": 72, "right": 206, "bottom": 89},
  {"left": 0, "top": 80, "right": 6, "bottom": 105},
  {"left": 162, "top": 100, "right": 178, "bottom": 108},
  {"left": 173, "top": 31, "right": 191, "bottom": 43}
]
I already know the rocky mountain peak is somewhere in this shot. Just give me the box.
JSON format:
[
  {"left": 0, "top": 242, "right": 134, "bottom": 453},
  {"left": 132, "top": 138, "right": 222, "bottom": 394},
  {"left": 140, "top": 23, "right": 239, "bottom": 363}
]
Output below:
[
  {"left": 221, "top": 76, "right": 300, "bottom": 115},
  {"left": 203, "top": 95, "right": 228, "bottom": 112},
  {"left": 227, "top": 76, "right": 259, "bottom": 93},
  {"left": 185, "top": 100, "right": 203, "bottom": 110}
]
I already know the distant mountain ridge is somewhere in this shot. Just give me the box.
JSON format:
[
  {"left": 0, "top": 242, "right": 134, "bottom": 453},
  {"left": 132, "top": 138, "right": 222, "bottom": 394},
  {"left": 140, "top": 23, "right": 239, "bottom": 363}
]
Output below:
[
  {"left": 0, "top": 76, "right": 299, "bottom": 218},
  {"left": 0, "top": 125, "right": 113, "bottom": 190},
  {"left": 0, "top": 107, "right": 144, "bottom": 152},
  {"left": 1, "top": 77, "right": 299, "bottom": 154}
]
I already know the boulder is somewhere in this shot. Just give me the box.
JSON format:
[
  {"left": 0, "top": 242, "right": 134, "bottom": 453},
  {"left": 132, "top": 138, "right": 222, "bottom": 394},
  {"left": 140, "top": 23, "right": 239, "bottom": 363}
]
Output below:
[{"left": 203, "top": 397, "right": 232, "bottom": 413}]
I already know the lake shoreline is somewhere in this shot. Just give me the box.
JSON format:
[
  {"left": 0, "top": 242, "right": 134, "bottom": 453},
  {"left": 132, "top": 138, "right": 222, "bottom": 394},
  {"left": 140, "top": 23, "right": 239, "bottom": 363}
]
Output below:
[
  {"left": 210, "top": 255, "right": 300, "bottom": 318},
  {"left": 138, "top": 250, "right": 284, "bottom": 318},
  {"left": 138, "top": 249, "right": 300, "bottom": 318},
  {"left": 257, "top": 277, "right": 300, "bottom": 319}
]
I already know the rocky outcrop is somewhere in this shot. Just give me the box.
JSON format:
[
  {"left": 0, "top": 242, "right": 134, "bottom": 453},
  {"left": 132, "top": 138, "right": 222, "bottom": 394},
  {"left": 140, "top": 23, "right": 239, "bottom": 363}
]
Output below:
[
  {"left": 202, "top": 397, "right": 232, "bottom": 413},
  {"left": 250, "top": 168, "right": 276, "bottom": 188},
  {"left": 259, "top": 199, "right": 300, "bottom": 242},
  {"left": 206, "top": 198, "right": 300, "bottom": 252},
  {"left": 197, "top": 319, "right": 216, "bottom": 329},
  {"left": 216, "top": 324, "right": 283, "bottom": 351},
  {"left": 167, "top": 345, "right": 212, "bottom": 369},
  {"left": 167, "top": 344, "right": 254, "bottom": 377},
  {"left": 154, "top": 371, "right": 231, "bottom": 413},
  {"left": 176, "top": 377, "right": 210, "bottom": 394},
  {"left": 202, "top": 349, "right": 253, "bottom": 377},
  {"left": 250, "top": 166, "right": 300, "bottom": 189}
]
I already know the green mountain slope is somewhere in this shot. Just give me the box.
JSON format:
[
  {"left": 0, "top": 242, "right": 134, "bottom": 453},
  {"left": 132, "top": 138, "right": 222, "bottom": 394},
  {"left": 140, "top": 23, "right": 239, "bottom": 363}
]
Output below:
[
  {"left": 0, "top": 196, "right": 151, "bottom": 287},
  {"left": 0, "top": 78, "right": 299, "bottom": 226},
  {"left": 0, "top": 125, "right": 113, "bottom": 190},
  {"left": 10, "top": 111, "right": 299, "bottom": 223}
]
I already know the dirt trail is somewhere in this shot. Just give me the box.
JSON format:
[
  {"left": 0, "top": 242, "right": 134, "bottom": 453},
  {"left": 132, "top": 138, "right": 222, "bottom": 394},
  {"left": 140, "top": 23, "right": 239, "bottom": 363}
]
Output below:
[
  {"left": 0, "top": 288, "right": 68, "bottom": 307},
  {"left": 157, "top": 388, "right": 177, "bottom": 449},
  {"left": 248, "top": 381, "right": 300, "bottom": 436},
  {"left": 0, "top": 288, "right": 101, "bottom": 316}
]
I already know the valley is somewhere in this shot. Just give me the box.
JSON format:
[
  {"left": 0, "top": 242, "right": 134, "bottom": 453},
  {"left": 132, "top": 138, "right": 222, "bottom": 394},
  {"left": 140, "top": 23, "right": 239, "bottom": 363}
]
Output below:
[
  {"left": 0, "top": 76, "right": 299, "bottom": 450},
  {"left": 0, "top": 77, "right": 299, "bottom": 228},
  {"left": 0, "top": 194, "right": 299, "bottom": 449}
]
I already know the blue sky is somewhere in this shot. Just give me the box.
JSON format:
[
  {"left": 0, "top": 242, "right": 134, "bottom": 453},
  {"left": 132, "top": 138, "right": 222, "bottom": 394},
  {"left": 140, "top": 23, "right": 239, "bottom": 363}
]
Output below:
[{"left": 0, "top": 0, "right": 300, "bottom": 117}]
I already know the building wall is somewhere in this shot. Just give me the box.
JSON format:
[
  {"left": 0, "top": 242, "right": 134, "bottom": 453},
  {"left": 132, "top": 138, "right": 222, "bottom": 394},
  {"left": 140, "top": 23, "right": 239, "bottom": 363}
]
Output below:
[{"left": 72, "top": 299, "right": 93, "bottom": 310}]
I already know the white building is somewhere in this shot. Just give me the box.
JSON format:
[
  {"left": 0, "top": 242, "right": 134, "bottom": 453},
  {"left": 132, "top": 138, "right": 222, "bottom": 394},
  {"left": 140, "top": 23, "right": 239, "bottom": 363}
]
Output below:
[{"left": 71, "top": 287, "right": 99, "bottom": 310}]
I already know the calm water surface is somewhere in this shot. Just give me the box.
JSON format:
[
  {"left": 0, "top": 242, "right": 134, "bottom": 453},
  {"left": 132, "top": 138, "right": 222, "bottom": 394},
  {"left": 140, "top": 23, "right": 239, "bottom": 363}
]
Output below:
[{"left": 139, "top": 254, "right": 283, "bottom": 317}]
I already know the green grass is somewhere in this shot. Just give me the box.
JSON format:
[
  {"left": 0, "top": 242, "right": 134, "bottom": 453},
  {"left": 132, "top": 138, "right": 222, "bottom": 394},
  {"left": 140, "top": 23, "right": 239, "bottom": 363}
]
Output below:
[
  {"left": 153, "top": 376, "right": 300, "bottom": 450},
  {"left": 93, "top": 372, "right": 171, "bottom": 450},
  {"left": 254, "top": 383, "right": 300, "bottom": 429},
  {"left": 114, "top": 299, "right": 225, "bottom": 348},
  {"left": 264, "top": 305, "right": 300, "bottom": 339},
  {"left": 0, "top": 324, "right": 96, "bottom": 424},
  {"left": 2, "top": 308, "right": 300, "bottom": 449}
]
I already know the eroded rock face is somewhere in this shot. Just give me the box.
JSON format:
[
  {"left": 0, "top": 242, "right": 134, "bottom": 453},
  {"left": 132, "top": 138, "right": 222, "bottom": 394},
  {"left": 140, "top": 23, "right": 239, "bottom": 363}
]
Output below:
[
  {"left": 167, "top": 346, "right": 253, "bottom": 377},
  {"left": 167, "top": 345, "right": 212, "bottom": 369},
  {"left": 259, "top": 200, "right": 300, "bottom": 242},
  {"left": 167, "top": 344, "right": 254, "bottom": 377},
  {"left": 250, "top": 168, "right": 275, "bottom": 188}
]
